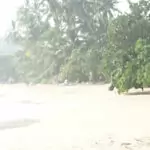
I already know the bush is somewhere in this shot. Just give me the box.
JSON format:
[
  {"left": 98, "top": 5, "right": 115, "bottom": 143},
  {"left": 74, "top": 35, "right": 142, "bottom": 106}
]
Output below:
[{"left": 111, "top": 39, "right": 150, "bottom": 93}]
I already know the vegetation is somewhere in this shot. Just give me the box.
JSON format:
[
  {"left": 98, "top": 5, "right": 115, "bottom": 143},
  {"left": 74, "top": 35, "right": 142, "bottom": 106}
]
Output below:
[
  {"left": 0, "top": 55, "right": 18, "bottom": 83},
  {"left": 4, "top": 0, "right": 150, "bottom": 93},
  {"left": 106, "top": 0, "right": 150, "bottom": 93}
]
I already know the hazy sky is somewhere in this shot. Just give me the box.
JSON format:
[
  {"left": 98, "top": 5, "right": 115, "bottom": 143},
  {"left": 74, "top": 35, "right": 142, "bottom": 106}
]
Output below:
[
  {"left": 0, "top": 0, "right": 138, "bottom": 37},
  {"left": 0, "top": 0, "right": 23, "bottom": 37}
]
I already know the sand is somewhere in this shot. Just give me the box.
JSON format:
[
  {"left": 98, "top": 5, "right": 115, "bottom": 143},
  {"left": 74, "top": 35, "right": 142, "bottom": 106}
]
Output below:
[{"left": 0, "top": 84, "right": 149, "bottom": 149}]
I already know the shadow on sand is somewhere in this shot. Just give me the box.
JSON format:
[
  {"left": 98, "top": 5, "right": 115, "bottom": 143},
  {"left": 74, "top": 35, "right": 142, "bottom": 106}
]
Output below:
[
  {"left": 0, "top": 119, "right": 40, "bottom": 130},
  {"left": 126, "top": 91, "right": 150, "bottom": 96}
]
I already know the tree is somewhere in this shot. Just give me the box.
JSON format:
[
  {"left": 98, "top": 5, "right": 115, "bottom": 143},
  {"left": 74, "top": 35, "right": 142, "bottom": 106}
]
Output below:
[
  {"left": 11, "top": 0, "right": 118, "bottom": 83},
  {"left": 106, "top": 0, "right": 150, "bottom": 93}
]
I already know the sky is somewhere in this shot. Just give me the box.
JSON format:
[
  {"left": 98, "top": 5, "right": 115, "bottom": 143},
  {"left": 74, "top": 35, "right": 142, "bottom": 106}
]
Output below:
[
  {"left": 117, "top": 0, "right": 138, "bottom": 12},
  {"left": 0, "top": 0, "right": 23, "bottom": 37},
  {"left": 0, "top": 0, "right": 138, "bottom": 37}
]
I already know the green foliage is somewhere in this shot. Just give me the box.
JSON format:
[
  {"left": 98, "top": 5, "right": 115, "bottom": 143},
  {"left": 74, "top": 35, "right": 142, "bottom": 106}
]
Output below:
[
  {"left": 8, "top": 0, "right": 150, "bottom": 93},
  {"left": 10, "top": 0, "right": 118, "bottom": 84},
  {"left": 103, "top": 0, "right": 150, "bottom": 93},
  {"left": 109, "top": 39, "right": 150, "bottom": 93},
  {"left": 104, "top": 0, "right": 150, "bottom": 93}
]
